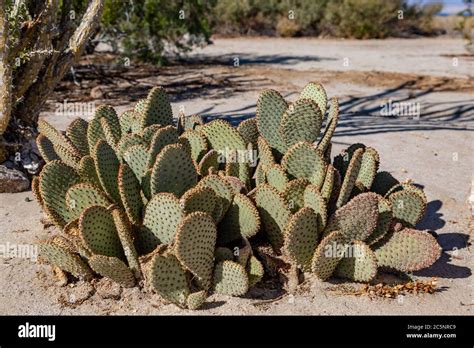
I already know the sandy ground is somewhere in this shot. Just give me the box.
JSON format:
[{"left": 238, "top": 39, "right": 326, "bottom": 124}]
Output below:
[{"left": 0, "top": 38, "right": 473, "bottom": 315}]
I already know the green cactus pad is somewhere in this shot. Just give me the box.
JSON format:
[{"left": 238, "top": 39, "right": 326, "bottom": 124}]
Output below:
[
  {"left": 94, "top": 105, "right": 122, "bottom": 139},
  {"left": 79, "top": 205, "right": 124, "bottom": 259},
  {"left": 256, "top": 89, "right": 288, "bottom": 154},
  {"left": 93, "top": 140, "right": 121, "bottom": 203},
  {"left": 213, "top": 260, "right": 249, "bottom": 296},
  {"left": 65, "top": 183, "right": 111, "bottom": 219},
  {"left": 215, "top": 247, "right": 235, "bottom": 262},
  {"left": 371, "top": 171, "right": 400, "bottom": 196},
  {"left": 118, "top": 110, "right": 135, "bottom": 134},
  {"left": 326, "top": 192, "right": 379, "bottom": 242},
  {"left": 180, "top": 186, "right": 217, "bottom": 216},
  {"left": 53, "top": 143, "right": 81, "bottom": 169},
  {"left": 31, "top": 176, "right": 43, "bottom": 207},
  {"left": 175, "top": 212, "right": 217, "bottom": 289},
  {"left": 366, "top": 196, "right": 393, "bottom": 245},
  {"left": 111, "top": 208, "right": 142, "bottom": 279},
  {"left": 200, "top": 119, "right": 247, "bottom": 152},
  {"left": 151, "top": 143, "right": 198, "bottom": 197},
  {"left": 283, "top": 178, "right": 310, "bottom": 213},
  {"left": 280, "top": 99, "right": 323, "bottom": 148},
  {"left": 257, "top": 136, "right": 276, "bottom": 166},
  {"left": 147, "top": 125, "right": 179, "bottom": 167},
  {"left": 198, "top": 149, "right": 220, "bottom": 176},
  {"left": 311, "top": 230, "right": 346, "bottom": 280},
  {"left": 100, "top": 117, "right": 120, "bottom": 147},
  {"left": 117, "top": 133, "right": 146, "bottom": 157},
  {"left": 225, "top": 159, "right": 251, "bottom": 187},
  {"left": 179, "top": 130, "right": 208, "bottom": 163},
  {"left": 386, "top": 183, "right": 427, "bottom": 203},
  {"left": 373, "top": 228, "right": 441, "bottom": 272},
  {"left": 303, "top": 184, "right": 328, "bottom": 231},
  {"left": 39, "top": 240, "right": 92, "bottom": 279},
  {"left": 140, "top": 86, "right": 173, "bottom": 127},
  {"left": 218, "top": 193, "right": 260, "bottom": 245},
  {"left": 299, "top": 82, "right": 328, "bottom": 116},
  {"left": 334, "top": 241, "right": 378, "bottom": 282},
  {"left": 197, "top": 174, "right": 234, "bottom": 216},
  {"left": 39, "top": 160, "right": 81, "bottom": 227},
  {"left": 254, "top": 163, "right": 267, "bottom": 186},
  {"left": 141, "top": 124, "right": 162, "bottom": 144},
  {"left": 247, "top": 256, "right": 264, "bottom": 287},
  {"left": 336, "top": 147, "right": 363, "bottom": 208},
  {"left": 255, "top": 184, "right": 291, "bottom": 252},
  {"left": 78, "top": 155, "right": 101, "bottom": 187},
  {"left": 180, "top": 114, "right": 204, "bottom": 131},
  {"left": 123, "top": 144, "right": 149, "bottom": 182},
  {"left": 223, "top": 176, "right": 247, "bottom": 194},
  {"left": 38, "top": 119, "right": 80, "bottom": 157},
  {"left": 321, "top": 164, "right": 335, "bottom": 203},
  {"left": 283, "top": 207, "right": 320, "bottom": 272},
  {"left": 65, "top": 118, "right": 89, "bottom": 157},
  {"left": 86, "top": 117, "right": 106, "bottom": 154},
  {"left": 281, "top": 142, "right": 326, "bottom": 188},
  {"left": 186, "top": 291, "right": 207, "bottom": 310},
  {"left": 143, "top": 192, "right": 184, "bottom": 244},
  {"left": 118, "top": 164, "right": 143, "bottom": 225},
  {"left": 317, "top": 97, "right": 339, "bottom": 154},
  {"left": 135, "top": 226, "right": 161, "bottom": 255},
  {"left": 89, "top": 254, "right": 136, "bottom": 288},
  {"left": 36, "top": 134, "right": 60, "bottom": 162},
  {"left": 149, "top": 253, "right": 190, "bottom": 307},
  {"left": 388, "top": 189, "right": 426, "bottom": 227},
  {"left": 266, "top": 164, "right": 289, "bottom": 192},
  {"left": 237, "top": 118, "right": 259, "bottom": 147},
  {"left": 355, "top": 147, "right": 379, "bottom": 191}
]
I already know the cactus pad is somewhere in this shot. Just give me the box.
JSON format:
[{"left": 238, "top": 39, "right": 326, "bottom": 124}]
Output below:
[
  {"left": 299, "top": 82, "right": 328, "bottom": 116},
  {"left": 283, "top": 207, "right": 320, "bottom": 272},
  {"left": 93, "top": 140, "right": 121, "bottom": 203},
  {"left": 78, "top": 155, "right": 100, "bottom": 187},
  {"left": 371, "top": 171, "right": 399, "bottom": 196},
  {"left": 257, "top": 136, "right": 276, "bottom": 166},
  {"left": 334, "top": 241, "right": 378, "bottom": 282},
  {"left": 388, "top": 189, "right": 426, "bottom": 227},
  {"left": 281, "top": 142, "right": 326, "bottom": 188},
  {"left": 147, "top": 125, "right": 179, "bottom": 166},
  {"left": 65, "top": 183, "right": 111, "bottom": 218},
  {"left": 237, "top": 118, "right": 259, "bottom": 146},
  {"left": 373, "top": 229, "right": 441, "bottom": 272},
  {"left": 215, "top": 247, "right": 235, "bottom": 262},
  {"left": 36, "top": 134, "right": 60, "bottom": 162},
  {"left": 151, "top": 143, "right": 198, "bottom": 197},
  {"left": 280, "top": 99, "right": 323, "bottom": 148},
  {"left": 39, "top": 241, "right": 92, "bottom": 279},
  {"left": 201, "top": 119, "right": 247, "bottom": 153},
  {"left": 317, "top": 97, "right": 339, "bottom": 154},
  {"left": 255, "top": 184, "right": 291, "bottom": 252},
  {"left": 247, "top": 256, "right": 264, "bottom": 287},
  {"left": 303, "top": 184, "right": 328, "bottom": 231},
  {"left": 186, "top": 291, "right": 207, "bottom": 310},
  {"left": 180, "top": 186, "right": 217, "bottom": 216},
  {"left": 198, "top": 149, "right": 220, "bottom": 176},
  {"left": 197, "top": 174, "right": 234, "bottom": 216},
  {"left": 143, "top": 193, "right": 184, "bottom": 244},
  {"left": 355, "top": 147, "right": 379, "bottom": 191},
  {"left": 283, "top": 178, "right": 310, "bottom": 213},
  {"left": 179, "top": 130, "right": 208, "bottom": 163},
  {"left": 140, "top": 86, "right": 173, "bottom": 127},
  {"left": 117, "top": 164, "right": 143, "bottom": 225},
  {"left": 89, "top": 254, "right": 135, "bottom": 288},
  {"left": 311, "top": 230, "right": 346, "bottom": 280},
  {"left": 366, "top": 196, "right": 393, "bottom": 245},
  {"left": 336, "top": 147, "right": 363, "bottom": 208},
  {"left": 213, "top": 260, "right": 249, "bottom": 296},
  {"left": 266, "top": 164, "right": 289, "bottom": 192}
]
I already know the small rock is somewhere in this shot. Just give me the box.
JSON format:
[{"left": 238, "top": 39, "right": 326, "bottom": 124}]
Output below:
[
  {"left": 64, "top": 282, "right": 95, "bottom": 305},
  {"left": 24, "top": 197, "right": 32, "bottom": 202},
  {"left": 0, "top": 165, "right": 30, "bottom": 193},
  {"left": 90, "top": 86, "right": 105, "bottom": 99},
  {"left": 95, "top": 278, "right": 122, "bottom": 300}
]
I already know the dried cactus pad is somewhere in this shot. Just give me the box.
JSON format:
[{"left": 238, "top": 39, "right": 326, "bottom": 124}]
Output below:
[
  {"left": 180, "top": 186, "right": 217, "bottom": 216},
  {"left": 334, "top": 241, "right": 378, "bottom": 282},
  {"left": 39, "top": 241, "right": 92, "bottom": 279},
  {"left": 39, "top": 160, "right": 81, "bottom": 227},
  {"left": 256, "top": 89, "right": 288, "bottom": 154},
  {"left": 149, "top": 254, "right": 190, "bottom": 307},
  {"left": 388, "top": 189, "right": 426, "bottom": 227},
  {"left": 326, "top": 192, "right": 379, "bottom": 242},
  {"left": 175, "top": 212, "right": 217, "bottom": 289},
  {"left": 255, "top": 184, "right": 291, "bottom": 252},
  {"left": 213, "top": 260, "right": 249, "bottom": 296},
  {"left": 65, "top": 183, "right": 111, "bottom": 219},
  {"left": 247, "top": 256, "right": 264, "bottom": 287},
  {"left": 283, "top": 207, "right": 320, "bottom": 272},
  {"left": 143, "top": 193, "right": 184, "bottom": 245},
  {"left": 200, "top": 119, "right": 247, "bottom": 152},
  {"left": 93, "top": 140, "right": 121, "bottom": 203},
  {"left": 218, "top": 193, "right": 260, "bottom": 245},
  {"left": 374, "top": 229, "right": 441, "bottom": 272},
  {"left": 186, "top": 291, "right": 207, "bottom": 310},
  {"left": 311, "top": 230, "right": 346, "bottom": 280},
  {"left": 88, "top": 255, "right": 136, "bottom": 288},
  {"left": 79, "top": 205, "right": 124, "bottom": 259},
  {"left": 280, "top": 99, "right": 323, "bottom": 148},
  {"left": 151, "top": 143, "right": 198, "bottom": 197},
  {"left": 281, "top": 142, "right": 326, "bottom": 188},
  {"left": 299, "top": 82, "right": 328, "bottom": 116}
]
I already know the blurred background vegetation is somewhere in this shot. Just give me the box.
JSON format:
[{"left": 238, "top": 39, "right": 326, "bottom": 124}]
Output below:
[{"left": 68, "top": 0, "right": 455, "bottom": 64}]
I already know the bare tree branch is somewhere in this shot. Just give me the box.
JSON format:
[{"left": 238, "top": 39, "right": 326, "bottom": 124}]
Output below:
[{"left": 0, "top": 0, "right": 12, "bottom": 135}]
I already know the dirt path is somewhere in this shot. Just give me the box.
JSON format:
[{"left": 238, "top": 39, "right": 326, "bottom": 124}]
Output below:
[{"left": 0, "top": 38, "right": 472, "bottom": 315}]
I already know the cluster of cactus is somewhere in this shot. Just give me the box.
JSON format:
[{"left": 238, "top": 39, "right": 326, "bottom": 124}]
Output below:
[{"left": 34, "top": 83, "right": 441, "bottom": 309}]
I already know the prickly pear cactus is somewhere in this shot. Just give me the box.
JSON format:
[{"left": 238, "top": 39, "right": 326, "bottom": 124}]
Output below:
[{"left": 34, "top": 83, "right": 442, "bottom": 310}]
